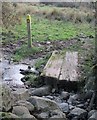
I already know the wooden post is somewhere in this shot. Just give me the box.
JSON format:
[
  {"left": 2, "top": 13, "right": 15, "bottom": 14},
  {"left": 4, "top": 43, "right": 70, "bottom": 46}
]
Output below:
[{"left": 26, "top": 14, "right": 32, "bottom": 48}]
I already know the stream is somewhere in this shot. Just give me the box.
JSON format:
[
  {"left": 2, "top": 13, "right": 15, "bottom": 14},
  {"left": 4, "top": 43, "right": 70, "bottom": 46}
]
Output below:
[{"left": 0, "top": 59, "right": 36, "bottom": 89}]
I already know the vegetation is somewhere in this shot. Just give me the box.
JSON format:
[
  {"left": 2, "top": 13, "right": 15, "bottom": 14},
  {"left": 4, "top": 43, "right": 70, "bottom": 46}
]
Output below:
[{"left": 12, "top": 45, "right": 43, "bottom": 62}]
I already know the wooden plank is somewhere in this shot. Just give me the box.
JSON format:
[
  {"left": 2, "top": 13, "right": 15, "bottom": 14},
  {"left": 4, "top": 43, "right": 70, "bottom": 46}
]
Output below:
[
  {"left": 41, "top": 51, "right": 64, "bottom": 79},
  {"left": 59, "top": 51, "right": 78, "bottom": 81}
]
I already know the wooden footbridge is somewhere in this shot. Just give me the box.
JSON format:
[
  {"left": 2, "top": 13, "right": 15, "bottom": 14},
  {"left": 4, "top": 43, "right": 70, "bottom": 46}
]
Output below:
[{"left": 41, "top": 50, "right": 80, "bottom": 91}]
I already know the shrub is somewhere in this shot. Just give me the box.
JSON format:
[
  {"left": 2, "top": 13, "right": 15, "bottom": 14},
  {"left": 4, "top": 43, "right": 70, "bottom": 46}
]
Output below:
[{"left": 2, "top": 2, "right": 22, "bottom": 29}]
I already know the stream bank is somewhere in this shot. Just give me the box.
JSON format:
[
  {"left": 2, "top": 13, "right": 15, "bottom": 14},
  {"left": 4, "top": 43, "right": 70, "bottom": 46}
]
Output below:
[{"left": 1, "top": 34, "right": 97, "bottom": 119}]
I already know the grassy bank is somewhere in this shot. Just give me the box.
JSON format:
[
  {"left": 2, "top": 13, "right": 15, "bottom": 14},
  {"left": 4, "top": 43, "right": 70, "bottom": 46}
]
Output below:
[
  {"left": 15, "top": 15, "right": 95, "bottom": 41},
  {"left": 1, "top": 4, "right": 95, "bottom": 62}
]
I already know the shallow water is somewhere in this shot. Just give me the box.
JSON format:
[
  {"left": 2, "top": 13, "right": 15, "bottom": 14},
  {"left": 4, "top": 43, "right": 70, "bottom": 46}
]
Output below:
[{"left": 0, "top": 60, "right": 28, "bottom": 87}]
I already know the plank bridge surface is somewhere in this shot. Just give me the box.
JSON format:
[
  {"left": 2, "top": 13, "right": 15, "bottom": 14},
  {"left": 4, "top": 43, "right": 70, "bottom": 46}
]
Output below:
[{"left": 41, "top": 50, "right": 79, "bottom": 82}]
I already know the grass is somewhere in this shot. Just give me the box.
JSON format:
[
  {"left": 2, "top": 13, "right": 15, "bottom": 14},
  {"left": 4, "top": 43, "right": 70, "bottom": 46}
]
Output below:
[
  {"left": 35, "top": 52, "right": 51, "bottom": 70},
  {"left": 11, "top": 15, "right": 95, "bottom": 42},
  {"left": 2, "top": 5, "right": 95, "bottom": 62},
  {"left": 12, "top": 45, "right": 43, "bottom": 62}
]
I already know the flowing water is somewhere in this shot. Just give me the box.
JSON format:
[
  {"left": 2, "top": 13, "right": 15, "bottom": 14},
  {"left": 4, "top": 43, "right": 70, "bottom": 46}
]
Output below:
[{"left": 0, "top": 60, "right": 29, "bottom": 88}]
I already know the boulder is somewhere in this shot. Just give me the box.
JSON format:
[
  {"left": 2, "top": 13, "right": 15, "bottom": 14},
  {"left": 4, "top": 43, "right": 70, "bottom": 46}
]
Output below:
[
  {"left": 30, "top": 86, "right": 51, "bottom": 97},
  {"left": 12, "top": 106, "right": 30, "bottom": 116},
  {"left": 28, "top": 96, "right": 61, "bottom": 111},
  {"left": 11, "top": 88, "right": 29, "bottom": 102},
  {"left": 2, "top": 84, "right": 13, "bottom": 111},
  {"left": 58, "top": 103, "right": 69, "bottom": 113},
  {"left": 67, "top": 94, "right": 78, "bottom": 105},
  {"left": 88, "top": 112, "right": 97, "bottom": 120},
  {"left": 69, "top": 107, "right": 87, "bottom": 118},
  {"left": 36, "top": 112, "right": 49, "bottom": 119},
  {"left": 21, "top": 114, "right": 37, "bottom": 120},
  {"left": 88, "top": 110, "right": 97, "bottom": 118},
  {"left": 49, "top": 109, "right": 67, "bottom": 119},
  {"left": 15, "top": 100, "right": 34, "bottom": 112},
  {"left": 49, "top": 115, "right": 66, "bottom": 119},
  {"left": 69, "top": 105, "right": 75, "bottom": 110},
  {"left": 61, "top": 91, "right": 70, "bottom": 100},
  {"left": 45, "top": 95, "right": 54, "bottom": 100},
  {"left": 0, "top": 112, "right": 20, "bottom": 119}
]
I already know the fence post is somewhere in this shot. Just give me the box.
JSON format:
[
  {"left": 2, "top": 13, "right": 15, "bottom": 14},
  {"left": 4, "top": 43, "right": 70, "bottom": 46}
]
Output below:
[{"left": 26, "top": 14, "right": 32, "bottom": 48}]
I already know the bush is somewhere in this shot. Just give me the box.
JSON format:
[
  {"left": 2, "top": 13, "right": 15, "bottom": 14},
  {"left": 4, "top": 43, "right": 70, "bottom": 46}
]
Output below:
[{"left": 2, "top": 2, "right": 22, "bottom": 29}]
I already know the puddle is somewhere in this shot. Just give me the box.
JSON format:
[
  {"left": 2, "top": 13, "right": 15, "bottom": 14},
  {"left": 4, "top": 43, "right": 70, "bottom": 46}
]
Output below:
[{"left": 0, "top": 60, "right": 29, "bottom": 88}]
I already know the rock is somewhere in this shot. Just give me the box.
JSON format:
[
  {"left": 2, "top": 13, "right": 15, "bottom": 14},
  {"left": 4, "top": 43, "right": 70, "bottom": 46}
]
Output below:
[
  {"left": 21, "top": 114, "right": 37, "bottom": 119},
  {"left": 71, "top": 116, "right": 79, "bottom": 120},
  {"left": 84, "top": 91, "right": 93, "bottom": 100},
  {"left": 61, "top": 91, "right": 69, "bottom": 100},
  {"left": 53, "top": 96, "right": 62, "bottom": 103},
  {"left": 49, "top": 115, "right": 67, "bottom": 119},
  {"left": 76, "top": 104, "right": 84, "bottom": 108},
  {"left": 0, "top": 112, "right": 20, "bottom": 119},
  {"left": 27, "top": 96, "right": 60, "bottom": 111},
  {"left": 69, "top": 105, "right": 75, "bottom": 110},
  {"left": 2, "top": 84, "right": 13, "bottom": 111},
  {"left": 45, "top": 95, "right": 54, "bottom": 100},
  {"left": 88, "top": 110, "right": 97, "bottom": 118},
  {"left": 67, "top": 94, "right": 78, "bottom": 105},
  {"left": 15, "top": 100, "right": 34, "bottom": 112},
  {"left": 88, "top": 112, "right": 97, "bottom": 120},
  {"left": 30, "top": 86, "right": 51, "bottom": 97},
  {"left": 36, "top": 112, "right": 49, "bottom": 119},
  {"left": 11, "top": 88, "right": 29, "bottom": 102},
  {"left": 20, "top": 67, "right": 39, "bottom": 75},
  {"left": 49, "top": 109, "right": 67, "bottom": 119},
  {"left": 12, "top": 106, "right": 30, "bottom": 116},
  {"left": 58, "top": 103, "right": 69, "bottom": 113},
  {"left": 69, "top": 107, "right": 87, "bottom": 118}
]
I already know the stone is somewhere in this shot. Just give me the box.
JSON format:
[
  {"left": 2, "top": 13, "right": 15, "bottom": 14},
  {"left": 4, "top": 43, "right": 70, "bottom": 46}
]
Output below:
[
  {"left": 49, "top": 109, "right": 67, "bottom": 119},
  {"left": 67, "top": 94, "right": 78, "bottom": 105},
  {"left": 88, "top": 112, "right": 97, "bottom": 120},
  {"left": 36, "top": 112, "right": 49, "bottom": 118},
  {"left": 45, "top": 95, "right": 54, "bottom": 100},
  {"left": 28, "top": 96, "right": 60, "bottom": 111},
  {"left": 49, "top": 115, "right": 67, "bottom": 120},
  {"left": 53, "top": 96, "right": 62, "bottom": 103},
  {"left": 76, "top": 104, "right": 84, "bottom": 108},
  {"left": 58, "top": 103, "right": 69, "bottom": 113},
  {"left": 71, "top": 116, "right": 79, "bottom": 120},
  {"left": 11, "top": 88, "right": 29, "bottom": 102},
  {"left": 12, "top": 106, "right": 30, "bottom": 116},
  {"left": 2, "top": 84, "right": 13, "bottom": 111},
  {"left": 0, "top": 112, "right": 20, "bottom": 119},
  {"left": 88, "top": 110, "right": 97, "bottom": 118},
  {"left": 15, "top": 100, "right": 34, "bottom": 112},
  {"left": 30, "top": 86, "right": 51, "bottom": 97},
  {"left": 21, "top": 114, "right": 37, "bottom": 119},
  {"left": 69, "top": 107, "right": 87, "bottom": 118},
  {"left": 69, "top": 105, "right": 75, "bottom": 110},
  {"left": 61, "top": 91, "right": 69, "bottom": 100}
]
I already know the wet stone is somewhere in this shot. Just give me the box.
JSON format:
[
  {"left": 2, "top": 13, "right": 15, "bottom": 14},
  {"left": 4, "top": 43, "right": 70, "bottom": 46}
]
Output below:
[
  {"left": 88, "top": 112, "right": 97, "bottom": 120},
  {"left": 60, "top": 91, "right": 70, "bottom": 100},
  {"left": 58, "top": 103, "right": 69, "bottom": 113},
  {"left": 88, "top": 110, "right": 97, "bottom": 118},
  {"left": 69, "top": 107, "right": 87, "bottom": 119}
]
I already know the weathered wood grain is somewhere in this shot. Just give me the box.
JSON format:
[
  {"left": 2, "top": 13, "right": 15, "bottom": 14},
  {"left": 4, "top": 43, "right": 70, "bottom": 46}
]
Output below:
[
  {"left": 59, "top": 51, "right": 78, "bottom": 81},
  {"left": 41, "top": 51, "right": 64, "bottom": 79},
  {"left": 41, "top": 50, "right": 79, "bottom": 82}
]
